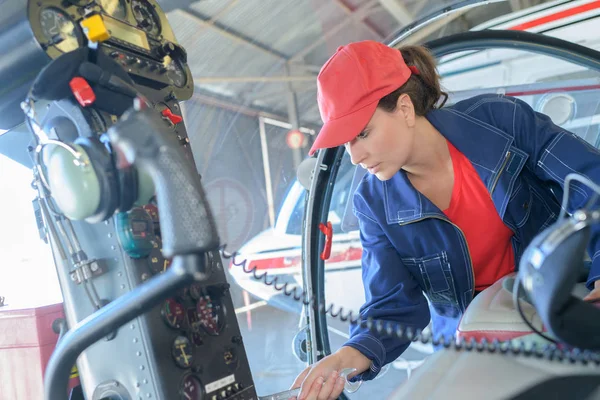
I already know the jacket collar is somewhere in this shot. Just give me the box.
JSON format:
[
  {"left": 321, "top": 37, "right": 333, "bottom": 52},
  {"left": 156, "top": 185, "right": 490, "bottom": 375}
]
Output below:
[{"left": 381, "top": 107, "right": 514, "bottom": 225}]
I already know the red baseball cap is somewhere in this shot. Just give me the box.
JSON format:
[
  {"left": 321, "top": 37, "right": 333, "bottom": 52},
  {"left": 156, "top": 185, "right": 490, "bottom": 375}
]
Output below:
[{"left": 309, "top": 40, "right": 416, "bottom": 156}]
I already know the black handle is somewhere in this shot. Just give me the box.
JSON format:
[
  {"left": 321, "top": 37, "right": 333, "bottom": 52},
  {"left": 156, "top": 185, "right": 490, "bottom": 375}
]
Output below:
[
  {"left": 44, "top": 255, "right": 203, "bottom": 400},
  {"left": 107, "top": 105, "right": 220, "bottom": 258}
]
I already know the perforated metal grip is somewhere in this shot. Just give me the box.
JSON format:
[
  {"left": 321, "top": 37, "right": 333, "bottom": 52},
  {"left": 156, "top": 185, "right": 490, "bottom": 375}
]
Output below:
[{"left": 108, "top": 106, "right": 219, "bottom": 258}]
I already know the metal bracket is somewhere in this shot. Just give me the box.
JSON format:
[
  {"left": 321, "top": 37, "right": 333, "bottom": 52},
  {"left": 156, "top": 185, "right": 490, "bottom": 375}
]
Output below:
[{"left": 69, "top": 259, "right": 107, "bottom": 285}]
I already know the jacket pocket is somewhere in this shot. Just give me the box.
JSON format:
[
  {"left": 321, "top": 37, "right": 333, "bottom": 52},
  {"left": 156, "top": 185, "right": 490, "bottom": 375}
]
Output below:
[
  {"left": 402, "top": 251, "right": 459, "bottom": 307},
  {"left": 505, "top": 178, "right": 533, "bottom": 229}
]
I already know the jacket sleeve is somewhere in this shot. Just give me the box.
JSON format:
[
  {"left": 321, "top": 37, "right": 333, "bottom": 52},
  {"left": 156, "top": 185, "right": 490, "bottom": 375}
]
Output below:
[
  {"left": 498, "top": 95, "right": 600, "bottom": 290},
  {"left": 343, "top": 191, "right": 430, "bottom": 381}
]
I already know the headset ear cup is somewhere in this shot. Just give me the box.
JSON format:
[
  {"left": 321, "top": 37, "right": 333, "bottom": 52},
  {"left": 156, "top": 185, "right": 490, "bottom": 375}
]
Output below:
[
  {"left": 46, "top": 143, "right": 101, "bottom": 220},
  {"left": 135, "top": 166, "right": 156, "bottom": 206},
  {"left": 75, "top": 137, "right": 119, "bottom": 222}
]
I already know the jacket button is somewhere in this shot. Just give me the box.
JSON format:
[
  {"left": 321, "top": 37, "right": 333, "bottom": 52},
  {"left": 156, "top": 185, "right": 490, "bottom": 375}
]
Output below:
[{"left": 523, "top": 201, "right": 529, "bottom": 209}]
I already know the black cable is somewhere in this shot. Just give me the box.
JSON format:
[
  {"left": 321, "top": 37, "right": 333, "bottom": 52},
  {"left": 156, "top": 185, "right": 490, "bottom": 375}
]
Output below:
[
  {"left": 512, "top": 275, "right": 559, "bottom": 345},
  {"left": 221, "top": 244, "right": 600, "bottom": 365}
]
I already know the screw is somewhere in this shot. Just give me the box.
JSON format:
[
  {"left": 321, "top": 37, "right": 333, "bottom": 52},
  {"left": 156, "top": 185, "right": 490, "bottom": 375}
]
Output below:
[{"left": 231, "top": 335, "right": 243, "bottom": 345}]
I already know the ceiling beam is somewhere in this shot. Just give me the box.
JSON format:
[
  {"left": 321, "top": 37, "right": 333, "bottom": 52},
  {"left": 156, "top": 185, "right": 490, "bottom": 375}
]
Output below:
[
  {"left": 290, "top": 0, "right": 381, "bottom": 63},
  {"left": 157, "top": 0, "right": 194, "bottom": 13},
  {"left": 190, "top": 89, "right": 322, "bottom": 127},
  {"left": 179, "top": 8, "right": 323, "bottom": 73},
  {"left": 181, "top": 9, "right": 289, "bottom": 61},
  {"left": 334, "top": 0, "right": 384, "bottom": 39},
  {"left": 378, "top": 0, "right": 413, "bottom": 26},
  {"left": 396, "top": 10, "right": 468, "bottom": 45}
]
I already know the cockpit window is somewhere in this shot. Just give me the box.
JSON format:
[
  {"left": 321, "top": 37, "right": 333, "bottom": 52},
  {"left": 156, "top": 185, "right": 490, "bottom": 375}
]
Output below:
[{"left": 0, "top": 154, "right": 62, "bottom": 308}]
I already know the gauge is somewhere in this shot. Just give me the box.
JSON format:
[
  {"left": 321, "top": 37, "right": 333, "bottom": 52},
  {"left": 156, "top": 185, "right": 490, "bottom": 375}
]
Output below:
[
  {"left": 180, "top": 375, "right": 204, "bottom": 400},
  {"left": 99, "top": 0, "right": 127, "bottom": 20},
  {"left": 161, "top": 298, "right": 185, "bottom": 329},
  {"left": 148, "top": 237, "right": 172, "bottom": 274},
  {"left": 166, "top": 59, "right": 187, "bottom": 88},
  {"left": 172, "top": 336, "right": 193, "bottom": 369},
  {"left": 186, "top": 307, "right": 200, "bottom": 331},
  {"left": 131, "top": 0, "right": 161, "bottom": 36},
  {"left": 115, "top": 207, "right": 155, "bottom": 258},
  {"left": 39, "top": 8, "right": 81, "bottom": 53},
  {"left": 142, "top": 204, "right": 160, "bottom": 235},
  {"left": 196, "top": 288, "right": 226, "bottom": 336}
]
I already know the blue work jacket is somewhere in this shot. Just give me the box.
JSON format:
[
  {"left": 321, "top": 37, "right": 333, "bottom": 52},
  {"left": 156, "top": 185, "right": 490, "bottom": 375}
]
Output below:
[{"left": 345, "top": 94, "right": 600, "bottom": 380}]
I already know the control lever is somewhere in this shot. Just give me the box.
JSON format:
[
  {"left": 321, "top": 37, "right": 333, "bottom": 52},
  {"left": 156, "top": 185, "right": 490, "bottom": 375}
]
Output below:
[
  {"left": 109, "top": 99, "right": 219, "bottom": 258},
  {"left": 43, "top": 102, "right": 219, "bottom": 400},
  {"left": 259, "top": 368, "right": 362, "bottom": 400}
]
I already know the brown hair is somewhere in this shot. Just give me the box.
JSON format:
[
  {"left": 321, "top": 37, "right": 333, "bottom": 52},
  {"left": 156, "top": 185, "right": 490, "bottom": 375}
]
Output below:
[{"left": 378, "top": 45, "right": 448, "bottom": 116}]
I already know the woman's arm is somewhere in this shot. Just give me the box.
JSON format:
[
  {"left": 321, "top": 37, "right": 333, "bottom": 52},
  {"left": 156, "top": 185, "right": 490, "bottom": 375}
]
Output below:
[{"left": 343, "top": 190, "right": 430, "bottom": 381}]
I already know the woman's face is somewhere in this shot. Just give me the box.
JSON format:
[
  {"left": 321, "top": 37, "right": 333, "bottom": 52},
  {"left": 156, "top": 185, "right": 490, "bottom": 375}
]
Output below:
[{"left": 345, "top": 94, "right": 416, "bottom": 181}]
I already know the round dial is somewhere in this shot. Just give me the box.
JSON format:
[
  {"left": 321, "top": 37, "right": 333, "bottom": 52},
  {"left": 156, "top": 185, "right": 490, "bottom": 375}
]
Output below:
[
  {"left": 172, "top": 336, "right": 193, "bottom": 369},
  {"left": 196, "top": 289, "right": 226, "bottom": 336},
  {"left": 161, "top": 298, "right": 185, "bottom": 329},
  {"left": 180, "top": 375, "right": 204, "bottom": 400},
  {"left": 39, "top": 8, "right": 81, "bottom": 53},
  {"left": 166, "top": 59, "right": 187, "bottom": 88},
  {"left": 142, "top": 204, "right": 160, "bottom": 235},
  {"left": 148, "top": 237, "right": 172, "bottom": 274},
  {"left": 131, "top": 0, "right": 161, "bottom": 36},
  {"left": 100, "top": 0, "right": 127, "bottom": 20},
  {"left": 115, "top": 207, "right": 155, "bottom": 259}
]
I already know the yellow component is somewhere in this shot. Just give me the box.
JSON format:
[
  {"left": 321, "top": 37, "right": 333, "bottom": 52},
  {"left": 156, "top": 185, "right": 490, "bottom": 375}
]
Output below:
[
  {"left": 70, "top": 365, "right": 79, "bottom": 379},
  {"left": 81, "top": 15, "right": 111, "bottom": 42}
]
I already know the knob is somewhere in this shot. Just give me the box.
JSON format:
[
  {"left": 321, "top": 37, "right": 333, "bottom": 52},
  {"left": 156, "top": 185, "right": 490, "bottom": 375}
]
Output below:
[
  {"left": 154, "top": 42, "right": 176, "bottom": 59},
  {"left": 125, "top": 56, "right": 137, "bottom": 65}
]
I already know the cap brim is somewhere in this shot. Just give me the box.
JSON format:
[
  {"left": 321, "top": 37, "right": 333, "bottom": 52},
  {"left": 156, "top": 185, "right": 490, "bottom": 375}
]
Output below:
[{"left": 309, "top": 101, "right": 378, "bottom": 156}]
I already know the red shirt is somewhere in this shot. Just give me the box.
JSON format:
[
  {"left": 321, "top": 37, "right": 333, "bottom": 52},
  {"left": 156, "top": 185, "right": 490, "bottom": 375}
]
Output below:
[{"left": 443, "top": 141, "right": 515, "bottom": 291}]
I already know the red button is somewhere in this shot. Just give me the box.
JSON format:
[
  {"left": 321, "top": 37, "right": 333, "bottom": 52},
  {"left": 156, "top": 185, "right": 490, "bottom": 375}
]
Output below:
[
  {"left": 161, "top": 108, "right": 183, "bottom": 125},
  {"left": 69, "top": 77, "right": 96, "bottom": 107}
]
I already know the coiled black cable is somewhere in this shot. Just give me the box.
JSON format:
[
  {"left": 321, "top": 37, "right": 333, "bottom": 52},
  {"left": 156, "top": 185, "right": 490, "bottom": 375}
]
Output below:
[{"left": 219, "top": 244, "right": 600, "bottom": 366}]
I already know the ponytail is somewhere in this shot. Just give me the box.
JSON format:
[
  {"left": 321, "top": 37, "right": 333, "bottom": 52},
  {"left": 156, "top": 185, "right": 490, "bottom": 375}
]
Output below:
[{"left": 378, "top": 45, "right": 448, "bottom": 115}]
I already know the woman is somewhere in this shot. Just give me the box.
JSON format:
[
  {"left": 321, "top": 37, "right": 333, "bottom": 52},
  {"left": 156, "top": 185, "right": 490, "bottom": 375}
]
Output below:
[{"left": 290, "top": 40, "right": 600, "bottom": 400}]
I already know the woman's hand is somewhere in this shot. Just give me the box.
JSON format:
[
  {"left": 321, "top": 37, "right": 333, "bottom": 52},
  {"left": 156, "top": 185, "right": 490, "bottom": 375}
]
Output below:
[
  {"left": 583, "top": 280, "right": 600, "bottom": 302},
  {"left": 289, "top": 346, "right": 371, "bottom": 400}
]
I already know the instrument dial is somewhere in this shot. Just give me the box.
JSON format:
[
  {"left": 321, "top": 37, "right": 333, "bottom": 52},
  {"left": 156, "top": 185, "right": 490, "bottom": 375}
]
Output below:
[
  {"left": 197, "top": 288, "right": 226, "bottom": 336},
  {"left": 100, "top": 0, "right": 127, "bottom": 20},
  {"left": 40, "top": 8, "right": 81, "bottom": 53},
  {"left": 180, "top": 375, "right": 204, "bottom": 400},
  {"left": 161, "top": 298, "right": 185, "bottom": 329},
  {"left": 166, "top": 59, "right": 187, "bottom": 88},
  {"left": 131, "top": 0, "right": 161, "bottom": 36},
  {"left": 172, "top": 336, "right": 193, "bottom": 369},
  {"left": 148, "top": 237, "right": 172, "bottom": 274}
]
